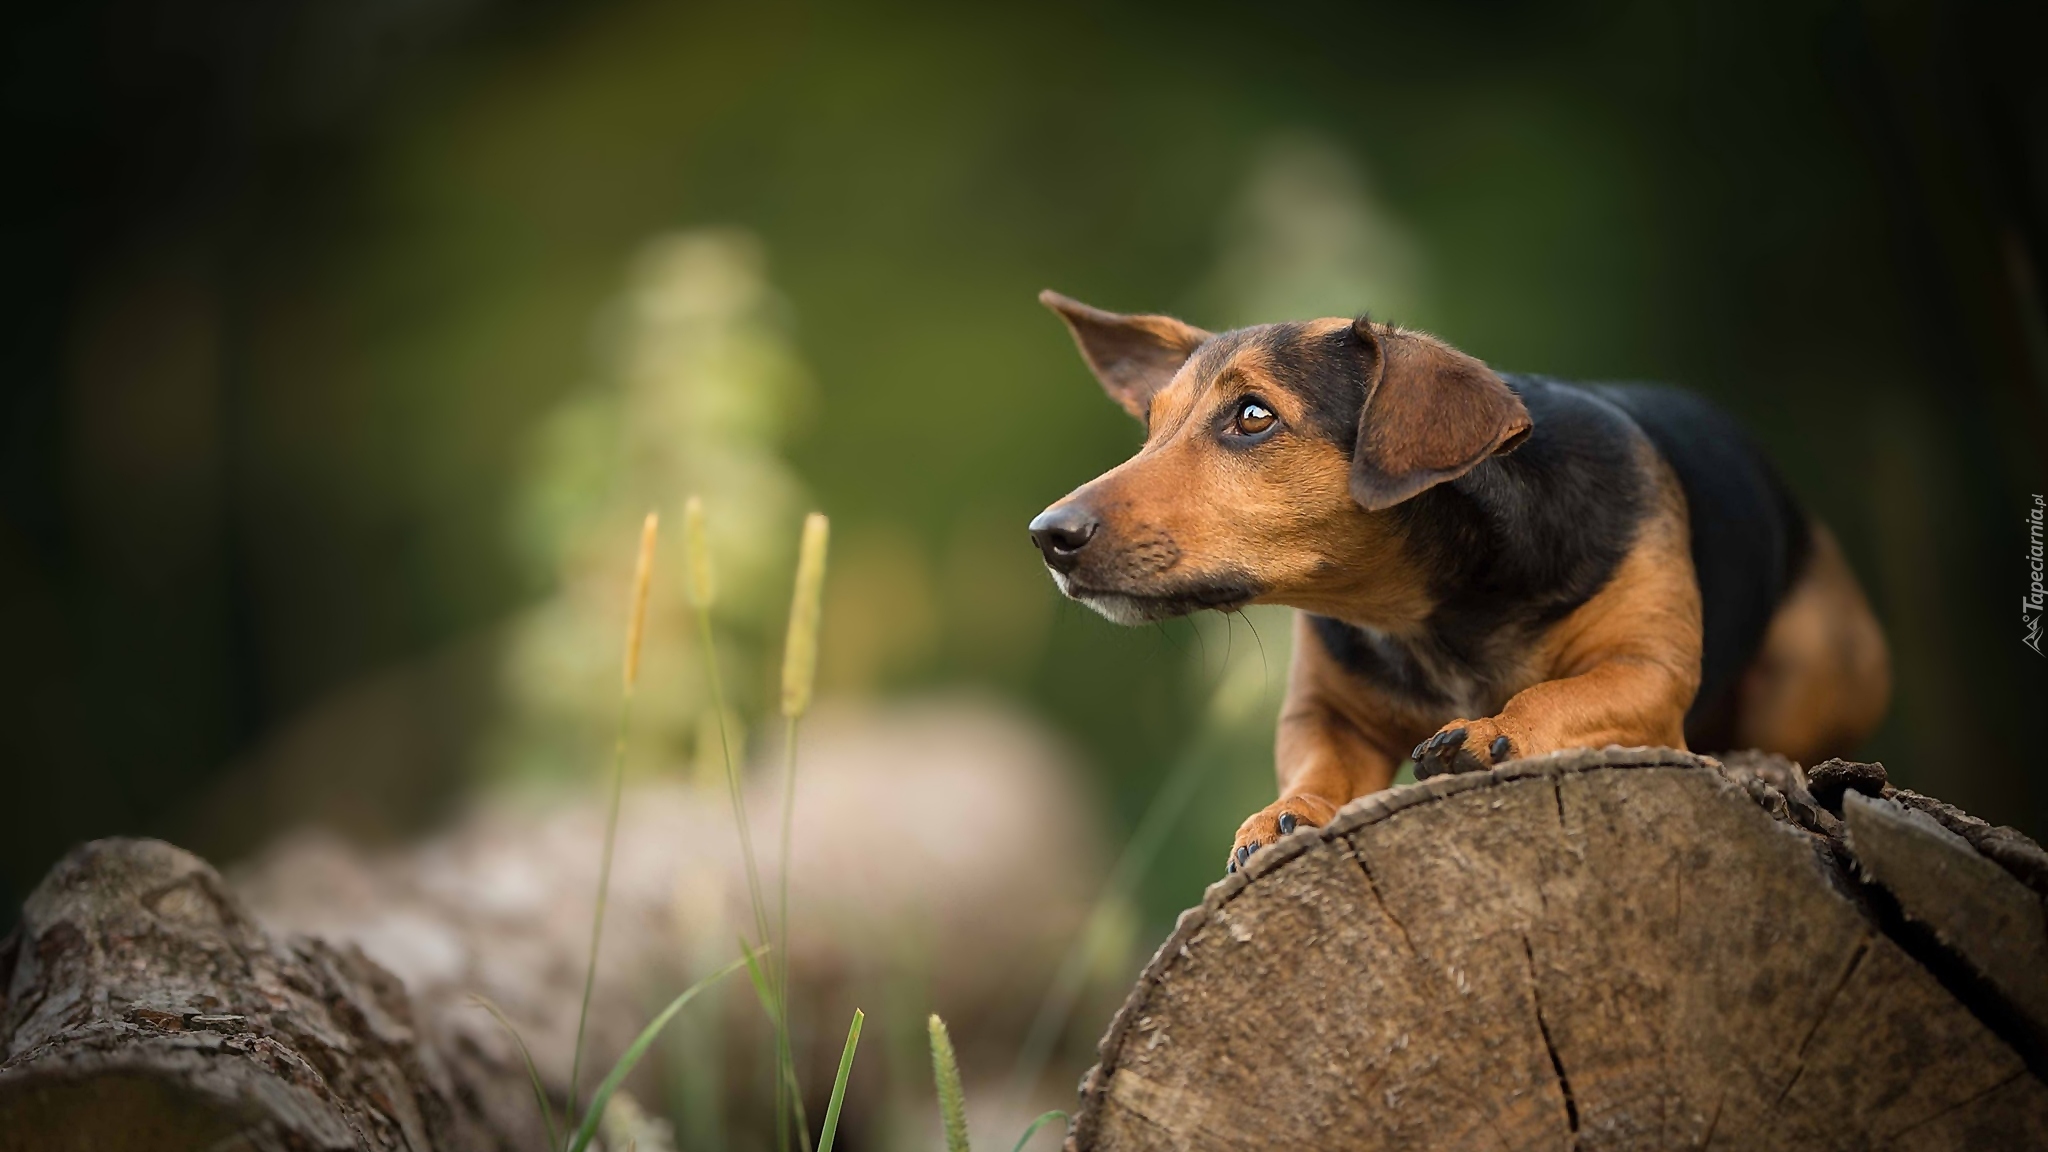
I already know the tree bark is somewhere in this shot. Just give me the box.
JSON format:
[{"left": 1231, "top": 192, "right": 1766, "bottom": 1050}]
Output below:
[
  {"left": 0, "top": 838, "right": 491, "bottom": 1152},
  {"left": 1068, "top": 747, "right": 2048, "bottom": 1151}
]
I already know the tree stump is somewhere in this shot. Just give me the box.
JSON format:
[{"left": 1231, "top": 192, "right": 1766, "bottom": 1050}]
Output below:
[{"left": 1068, "top": 747, "right": 2048, "bottom": 1151}]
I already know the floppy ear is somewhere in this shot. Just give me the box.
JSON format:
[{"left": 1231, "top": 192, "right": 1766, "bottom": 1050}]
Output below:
[
  {"left": 1039, "top": 290, "right": 1212, "bottom": 421},
  {"left": 1350, "top": 319, "right": 1532, "bottom": 511}
]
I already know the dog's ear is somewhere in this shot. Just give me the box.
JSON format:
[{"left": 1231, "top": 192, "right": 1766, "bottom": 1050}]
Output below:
[
  {"left": 1040, "top": 290, "right": 1211, "bottom": 421},
  {"left": 1349, "top": 319, "right": 1532, "bottom": 511}
]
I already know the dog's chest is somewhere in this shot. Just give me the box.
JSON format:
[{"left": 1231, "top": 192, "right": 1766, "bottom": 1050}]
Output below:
[{"left": 1308, "top": 615, "right": 1512, "bottom": 719}]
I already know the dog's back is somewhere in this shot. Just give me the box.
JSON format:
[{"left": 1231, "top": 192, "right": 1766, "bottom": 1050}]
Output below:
[{"left": 1381, "top": 373, "right": 1881, "bottom": 760}]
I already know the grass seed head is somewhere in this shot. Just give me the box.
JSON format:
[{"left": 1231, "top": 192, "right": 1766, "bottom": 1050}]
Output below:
[
  {"left": 780, "top": 512, "right": 830, "bottom": 718},
  {"left": 928, "top": 1013, "right": 972, "bottom": 1152},
  {"left": 624, "top": 511, "right": 659, "bottom": 691},
  {"left": 683, "top": 495, "right": 715, "bottom": 610}
]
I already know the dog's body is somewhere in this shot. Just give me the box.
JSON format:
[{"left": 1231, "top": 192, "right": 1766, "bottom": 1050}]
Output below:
[{"left": 1028, "top": 293, "right": 1890, "bottom": 868}]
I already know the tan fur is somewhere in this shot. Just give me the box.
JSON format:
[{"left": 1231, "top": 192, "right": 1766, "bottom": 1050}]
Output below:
[
  {"left": 1730, "top": 524, "right": 1891, "bottom": 763},
  {"left": 1252, "top": 612, "right": 1411, "bottom": 843},
  {"left": 1352, "top": 326, "right": 1533, "bottom": 510},
  {"left": 1071, "top": 336, "right": 1438, "bottom": 626}
]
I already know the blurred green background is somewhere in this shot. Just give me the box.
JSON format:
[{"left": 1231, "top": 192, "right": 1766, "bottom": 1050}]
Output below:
[{"left": 5, "top": 0, "right": 2046, "bottom": 939}]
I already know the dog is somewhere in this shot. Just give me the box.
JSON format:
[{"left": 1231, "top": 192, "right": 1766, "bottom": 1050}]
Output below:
[{"left": 1027, "top": 291, "right": 1891, "bottom": 872}]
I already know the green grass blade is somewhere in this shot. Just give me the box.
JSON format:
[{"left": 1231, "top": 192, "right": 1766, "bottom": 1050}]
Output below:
[
  {"left": 815, "top": 1008, "right": 863, "bottom": 1152},
  {"left": 778, "top": 713, "right": 811, "bottom": 1152},
  {"left": 739, "top": 937, "right": 814, "bottom": 1152},
  {"left": 928, "top": 1014, "right": 971, "bottom": 1152},
  {"left": 696, "top": 600, "right": 782, "bottom": 1149},
  {"left": 566, "top": 954, "right": 748, "bottom": 1152},
  {"left": 570, "top": 693, "right": 635, "bottom": 1122},
  {"left": 467, "top": 995, "right": 559, "bottom": 1152},
  {"left": 1009, "top": 1111, "right": 1067, "bottom": 1152},
  {"left": 695, "top": 607, "right": 773, "bottom": 951},
  {"left": 739, "top": 937, "right": 779, "bottom": 1022},
  {"left": 787, "top": 1022, "right": 814, "bottom": 1152}
]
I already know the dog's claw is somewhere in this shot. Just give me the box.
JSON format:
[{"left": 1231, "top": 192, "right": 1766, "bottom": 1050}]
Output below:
[
  {"left": 1230, "top": 796, "right": 1337, "bottom": 875},
  {"left": 1422, "top": 727, "right": 1467, "bottom": 777},
  {"left": 1490, "top": 735, "right": 1512, "bottom": 762}
]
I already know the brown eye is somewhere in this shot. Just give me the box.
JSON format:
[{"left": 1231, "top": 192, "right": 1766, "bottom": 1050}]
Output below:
[{"left": 1234, "top": 401, "right": 1276, "bottom": 436}]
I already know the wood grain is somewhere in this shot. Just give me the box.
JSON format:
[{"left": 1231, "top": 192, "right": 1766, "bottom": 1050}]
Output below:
[{"left": 1070, "top": 747, "right": 2048, "bottom": 1151}]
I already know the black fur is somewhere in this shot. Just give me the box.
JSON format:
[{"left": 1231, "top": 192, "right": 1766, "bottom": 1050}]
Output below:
[
  {"left": 1398, "top": 376, "right": 1649, "bottom": 660},
  {"left": 1256, "top": 322, "right": 1369, "bottom": 445},
  {"left": 1298, "top": 373, "right": 1809, "bottom": 747}
]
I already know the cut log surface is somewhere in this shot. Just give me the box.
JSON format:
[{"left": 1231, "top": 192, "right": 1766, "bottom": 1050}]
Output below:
[{"left": 1069, "top": 747, "right": 2048, "bottom": 1152}]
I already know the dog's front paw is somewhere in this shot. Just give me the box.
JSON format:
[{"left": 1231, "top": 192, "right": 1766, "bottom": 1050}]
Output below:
[
  {"left": 1227, "top": 794, "right": 1339, "bottom": 874},
  {"left": 1412, "top": 719, "right": 1519, "bottom": 780}
]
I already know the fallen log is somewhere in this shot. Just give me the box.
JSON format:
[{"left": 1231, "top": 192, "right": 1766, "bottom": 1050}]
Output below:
[
  {"left": 1068, "top": 747, "right": 2048, "bottom": 1151},
  {"left": 0, "top": 701, "right": 1102, "bottom": 1150},
  {"left": 0, "top": 838, "right": 487, "bottom": 1152}
]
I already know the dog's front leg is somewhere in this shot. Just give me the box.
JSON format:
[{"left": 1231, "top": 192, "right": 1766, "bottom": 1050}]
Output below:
[
  {"left": 1227, "top": 615, "right": 1404, "bottom": 872},
  {"left": 1411, "top": 655, "right": 1698, "bottom": 777},
  {"left": 1414, "top": 493, "right": 1704, "bottom": 778}
]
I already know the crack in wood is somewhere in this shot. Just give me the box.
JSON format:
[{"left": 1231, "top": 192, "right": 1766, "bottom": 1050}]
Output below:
[
  {"left": 1520, "top": 934, "right": 1580, "bottom": 1146},
  {"left": 1699, "top": 1090, "right": 1724, "bottom": 1149},
  {"left": 1883, "top": 1068, "right": 2025, "bottom": 1141},
  {"left": 1350, "top": 844, "right": 1418, "bottom": 959},
  {"left": 1774, "top": 934, "right": 1871, "bottom": 1107}
]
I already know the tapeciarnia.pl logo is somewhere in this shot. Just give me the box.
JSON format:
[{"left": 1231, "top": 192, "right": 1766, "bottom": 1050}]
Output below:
[{"left": 2027, "top": 494, "right": 2045, "bottom": 657}]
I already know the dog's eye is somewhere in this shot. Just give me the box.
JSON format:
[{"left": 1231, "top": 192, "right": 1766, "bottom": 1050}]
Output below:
[{"left": 1233, "top": 401, "right": 1277, "bottom": 436}]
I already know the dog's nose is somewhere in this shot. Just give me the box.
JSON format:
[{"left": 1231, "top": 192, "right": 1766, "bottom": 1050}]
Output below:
[{"left": 1028, "top": 506, "right": 1098, "bottom": 572}]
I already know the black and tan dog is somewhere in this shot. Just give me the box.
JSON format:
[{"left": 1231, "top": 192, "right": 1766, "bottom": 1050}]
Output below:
[{"left": 1028, "top": 291, "right": 1891, "bottom": 871}]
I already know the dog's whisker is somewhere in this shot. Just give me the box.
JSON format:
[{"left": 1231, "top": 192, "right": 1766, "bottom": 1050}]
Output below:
[
  {"left": 1152, "top": 618, "right": 1188, "bottom": 660},
  {"left": 1239, "top": 609, "right": 1271, "bottom": 699}
]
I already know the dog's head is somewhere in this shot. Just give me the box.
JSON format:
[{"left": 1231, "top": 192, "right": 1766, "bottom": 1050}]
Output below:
[{"left": 1029, "top": 290, "right": 1531, "bottom": 626}]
